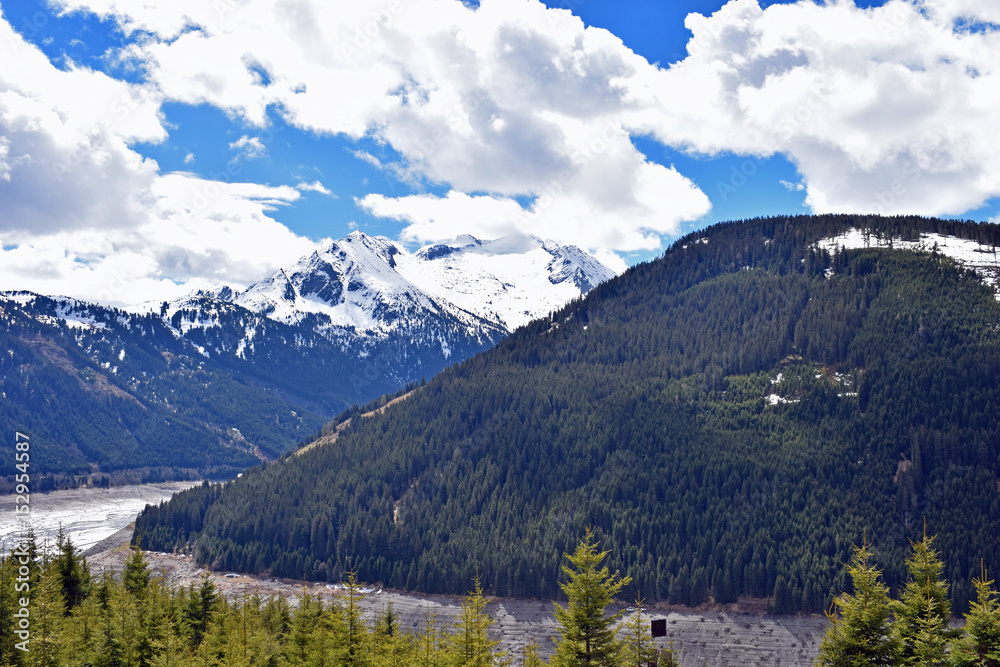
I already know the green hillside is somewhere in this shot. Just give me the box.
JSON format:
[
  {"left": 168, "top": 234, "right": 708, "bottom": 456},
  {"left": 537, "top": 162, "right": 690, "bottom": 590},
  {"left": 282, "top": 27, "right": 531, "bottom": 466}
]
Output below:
[{"left": 135, "top": 215, "right": 1000, "bottom": 613}]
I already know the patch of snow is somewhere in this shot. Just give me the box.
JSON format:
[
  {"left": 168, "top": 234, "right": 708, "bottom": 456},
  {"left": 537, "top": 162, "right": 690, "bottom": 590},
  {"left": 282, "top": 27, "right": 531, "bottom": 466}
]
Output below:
[
  {"left": 765, "top": 394, "right": 799, "bottom": 406},
  {"left": 0, "top": 291, "right": 37, "bottom": 306},
  {"left": 818, "top": 230, "right": 1000, "bottom": 293}
]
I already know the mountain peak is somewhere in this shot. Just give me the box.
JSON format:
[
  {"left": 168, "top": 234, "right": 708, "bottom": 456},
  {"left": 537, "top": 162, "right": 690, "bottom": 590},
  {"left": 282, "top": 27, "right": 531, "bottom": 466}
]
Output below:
[{"left": 180, "top": 231, "right": 614, "bottom": 339}]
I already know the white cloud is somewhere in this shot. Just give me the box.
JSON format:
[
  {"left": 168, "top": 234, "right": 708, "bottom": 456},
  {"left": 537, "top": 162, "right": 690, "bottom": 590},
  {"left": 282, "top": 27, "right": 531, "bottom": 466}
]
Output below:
[
  {"left": 229, "top": 135, "right": 267, "bottom": 160},
  {"left": 10, "top": 0, "right": 1000, "bottom": 306},
  {"left": 351, "top": 150, "right": 383, "bottom": 169},
  {"left": 0, "top": 17, "right": 164, "bottom": 235},
  {"left": 625, "top": 0, "right": 1000, "bottom": 216},
  {"left": 183, "top": 151, "right": 195, "bottom": 164},
  {"left": 0, "top": 176, "right": 318, "bottom": 306},
  {"left": 296, "top": 180, "right": 336, "bottom": 196},
  {"left": 0, "top": 18, "right": 321, "bottom": 305},
  {"left": 52, "top": 0, "right": 712, "bottom": 254}
]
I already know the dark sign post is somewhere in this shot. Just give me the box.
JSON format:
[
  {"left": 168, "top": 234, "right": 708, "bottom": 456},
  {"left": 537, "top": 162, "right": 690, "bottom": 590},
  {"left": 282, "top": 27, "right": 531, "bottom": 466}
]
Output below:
[{"left": 650, "top": 618, "right": 667, "bottom": 638}]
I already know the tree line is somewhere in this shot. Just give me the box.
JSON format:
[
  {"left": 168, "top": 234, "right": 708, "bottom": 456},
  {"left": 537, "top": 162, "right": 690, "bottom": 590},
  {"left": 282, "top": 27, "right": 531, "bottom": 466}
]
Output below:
[{"left": 0, "top": 528, "right": 680, "bottom": 667}]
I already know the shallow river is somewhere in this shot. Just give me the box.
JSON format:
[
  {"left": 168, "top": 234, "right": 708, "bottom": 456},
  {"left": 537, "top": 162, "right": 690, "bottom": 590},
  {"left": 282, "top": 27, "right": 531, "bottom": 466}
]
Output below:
[{"left": 0, "top": 481, "right": 200, "bottom": 552}]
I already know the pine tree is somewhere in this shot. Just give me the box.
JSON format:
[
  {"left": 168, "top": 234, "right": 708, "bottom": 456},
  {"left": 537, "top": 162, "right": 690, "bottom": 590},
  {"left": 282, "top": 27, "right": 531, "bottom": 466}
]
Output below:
[
  {"left": 620, "top": 600, "right": 656, "bottom": 667},
  {"left": 449, "top": 576, "right": 499, "bottom": 667},
  {"left": 551, "top": 528, "right": 631, "bottom": 667},
  {"left": 949, "top": 565, "right": 1000, "bottom": 667},
  {"left": 892, "top": 533, "right": 956, "bottom": 667},
  {"left": 521, "top": 638, "right": 545, "bottom": 667},
  {"left": 815, "top": 540, "right": 899, "bottom": 667},
  {"left": 54, "top": 529, "right": 87, "bottom": 613},
  {"left": 122, "top": 548, "right": 151, "bottom": 601}
]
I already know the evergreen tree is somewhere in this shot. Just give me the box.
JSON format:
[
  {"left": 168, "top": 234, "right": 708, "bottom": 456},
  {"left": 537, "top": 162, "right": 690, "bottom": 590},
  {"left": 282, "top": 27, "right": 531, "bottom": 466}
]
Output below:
[
  {"left": 122, "top": 548, "right": 151, "bottom": 601},
  {"left": 0, "top": 551, "right": 21, "bottom": 665},
  {"left": 416, "top": 604, "right": 444, "bottom": 667},
  {"left": 551, "top": 529, "right": 631, "bottom": 667},
  {"left": 620, "top": 600, "right": 657, "bottom": 667},
  {"left": 54, "top": 529, "right": 87, "bottom": 613},
  {"left": 815, "top": 540, "right": 899, "bottom": 667},
  {"left": 182, "top": 572, "right": 218, "bottom": 649},
  {"left": 892, "top": 533, "right": 956, "bottom": 667},
  {"left": 342, "top": 569, "right": 370, "bottom": 667},
  {"left": 31, "top": 554, "right": 65, "bottom": 667},
  {"left": 656, "top": 643, "right": 681, "bottom": 667},
  {"left": 449, "top": 577, "right": 499, "bottom": 667},
  {"left": 521, "top": 638, "right": 545, "bottom": 667},
  {"left": 950, "top": 566, "right": 1000, "bottom": 667}
]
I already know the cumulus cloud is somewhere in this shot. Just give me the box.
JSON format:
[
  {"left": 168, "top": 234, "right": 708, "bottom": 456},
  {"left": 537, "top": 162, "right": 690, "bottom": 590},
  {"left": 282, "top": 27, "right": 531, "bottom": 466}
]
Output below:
[
  {"left": 0, "top": 176, "right": 317, "bottom": 306},
  {"left": 53, "top": 0, "right": 712, "bottom": 252},
  {"left": 229, "top": 134, "right": 267, "bottom": 160},
  {"left": 0, "top": 17, "right": 163, "bottom": 234},
  {"left": 9, "top": 0, "right": 1000, "bottom": 306},
  {"left": 0, "top": 18, "right": 321, "bottom": 304},
  {"left": 625, "top": 0, "right": 1000, "bottom": 216}
]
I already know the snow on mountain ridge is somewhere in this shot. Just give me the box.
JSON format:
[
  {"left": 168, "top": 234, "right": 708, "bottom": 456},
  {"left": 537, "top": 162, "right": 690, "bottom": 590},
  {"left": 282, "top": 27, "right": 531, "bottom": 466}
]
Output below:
[
  {"left": 209, "top": 231, "right": 614, "bottom": 336},
  {"left": 405, "top": 233, "right": 617, "bottom": 330},
  {"left": 818, "top": 229, "right": 1000, "bottom": 295}
]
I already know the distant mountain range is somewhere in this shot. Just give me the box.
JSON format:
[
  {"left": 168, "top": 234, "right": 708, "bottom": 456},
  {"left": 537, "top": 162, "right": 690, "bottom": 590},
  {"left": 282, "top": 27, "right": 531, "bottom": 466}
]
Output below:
[
  {"left": 213, "top": 231, "right": 614, "bottom": 335},
  {"left": 0, "top": 232, "right": 614, "bottom": 483}
]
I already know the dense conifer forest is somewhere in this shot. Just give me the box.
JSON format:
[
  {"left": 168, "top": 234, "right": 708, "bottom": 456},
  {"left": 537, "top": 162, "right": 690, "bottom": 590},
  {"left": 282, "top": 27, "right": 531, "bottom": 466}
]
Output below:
[{"left": 134, "top": 215, "right": 1000, "bottom": 614}]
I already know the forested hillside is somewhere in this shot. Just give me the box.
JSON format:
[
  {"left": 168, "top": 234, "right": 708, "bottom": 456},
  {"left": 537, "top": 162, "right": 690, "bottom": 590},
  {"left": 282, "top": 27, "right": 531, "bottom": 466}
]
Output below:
[
  {"left": 0, "top": 294, "right": 363, "bottom": 483},
  {"left": 135, "top": 215, "right": 1000, "bottom": 613}
]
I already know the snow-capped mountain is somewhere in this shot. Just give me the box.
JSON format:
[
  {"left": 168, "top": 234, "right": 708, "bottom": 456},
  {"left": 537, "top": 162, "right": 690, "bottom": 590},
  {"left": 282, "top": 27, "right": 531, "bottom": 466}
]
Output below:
[
  {"left": 210, "top": 230, "right": 616, "bottom": 342},
  {"left": 0, "top": 233, "right": 612, "bottom": 478},
  {"left": 407, "top": 233, "right": 616, "bottom": 330}
]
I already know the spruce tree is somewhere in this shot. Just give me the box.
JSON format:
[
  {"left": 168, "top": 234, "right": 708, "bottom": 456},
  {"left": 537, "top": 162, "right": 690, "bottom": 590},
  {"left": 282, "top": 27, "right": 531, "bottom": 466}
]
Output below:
[
  {"left": 521, "top": 638, "right": 544, "bottom": 667},
  {"left": 551, "top": 528, "right": 631, "bottom": 667},
  {"left": 949, "top": 566, "right": 1000, "bottom": 667},
  {"left": 620, "top": 599, "right": 657, "bottom": 667},
  {"left": 122, "top": 548, "right": 151, "bottom": 601},
  {"left": 54, "top": 529, "right": 87, "bottom": 613},
  {"left": 31, "top": 554, "right": 65, "bottom": 667},
  {"left": 815, "top": 540, "right": 899, "bottom": 667},
  {"left": 449, "top": 576, "right": 500, "bottom": 667},
  {"left": 342, "top": 569, "right": 370, "bottom": 667},
  {"left": 892, "top": 533, "right": 956, "bottom": 667}
]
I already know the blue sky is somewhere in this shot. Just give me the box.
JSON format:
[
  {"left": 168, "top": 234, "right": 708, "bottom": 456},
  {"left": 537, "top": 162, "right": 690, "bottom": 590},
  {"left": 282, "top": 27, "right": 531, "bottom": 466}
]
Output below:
[{"left": 1, "top": 0, "right": 999, "bottom": 304}]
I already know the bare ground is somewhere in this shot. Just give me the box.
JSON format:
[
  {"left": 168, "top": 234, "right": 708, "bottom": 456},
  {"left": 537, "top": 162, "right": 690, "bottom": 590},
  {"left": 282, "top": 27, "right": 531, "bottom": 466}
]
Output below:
[{"left": 87, "top": 528, "right": 826, "bottom": 666}]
